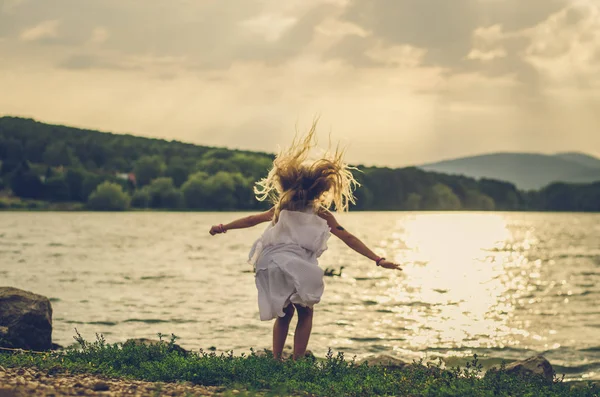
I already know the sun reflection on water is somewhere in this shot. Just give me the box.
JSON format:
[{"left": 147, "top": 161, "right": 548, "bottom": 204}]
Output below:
[{"left": 382, "top": 214, "right": 530, "bottom": 350}]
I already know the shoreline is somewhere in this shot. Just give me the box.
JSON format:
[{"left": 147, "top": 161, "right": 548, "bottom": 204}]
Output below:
[{"left": 1, "top": 359, "right": 597, "bottom": 397}]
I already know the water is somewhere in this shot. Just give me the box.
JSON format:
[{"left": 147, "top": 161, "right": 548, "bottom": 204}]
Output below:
[{"left": 1, "top": 212, "right": 599, "bottom": 381}]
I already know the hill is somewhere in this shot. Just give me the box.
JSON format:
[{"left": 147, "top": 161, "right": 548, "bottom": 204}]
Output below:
[
  {"left": 419, "top": 152, "right": 600, "bottom": 190},
  {"left": 554, "top": 152, "right": 600, "bottom": 169},
  {"left": 1, "top": 116, "right": 599, "bottom": 212}
]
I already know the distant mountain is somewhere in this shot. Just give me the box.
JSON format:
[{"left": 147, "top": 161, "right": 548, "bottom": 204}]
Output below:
[
  {"left": 554, "top": 152, "right": 600, "bottom": 169},
  {"left": 419, "top": 152, "right": 600, "bottom": 190}
]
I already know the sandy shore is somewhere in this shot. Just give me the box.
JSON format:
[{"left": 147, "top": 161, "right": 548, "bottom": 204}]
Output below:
[{"left": 0, "top": 365, "right": 233, "bottom": 397}]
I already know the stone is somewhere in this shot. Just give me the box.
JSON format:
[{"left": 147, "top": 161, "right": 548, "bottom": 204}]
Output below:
[
  {"left": 359, "top": 355, "right": 409, "bottom": 370},
  {"left": 0, "top": 387, "right": 19, "bottom": 397},
  {"left": 92, "top": 381, "right": 110, "bottom": 391},
  {"left": 504, "top": 355, "right": 554, "bottom": 382},
  {"left": 25, "top": 381, "right": 39, "bottom": 390},
  {"left": 123, "top": 338, "right": 189, "bottom": 356},
  {"left": 0, "top": 287, "right": 53, "bottom": 351}
]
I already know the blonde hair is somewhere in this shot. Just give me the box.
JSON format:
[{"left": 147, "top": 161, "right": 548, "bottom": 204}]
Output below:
[{"left": 254, "top": 119, "right": 359, "bottom": 222}]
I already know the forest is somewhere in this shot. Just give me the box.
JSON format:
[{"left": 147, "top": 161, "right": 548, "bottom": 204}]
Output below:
[{"left": 0, "top": 116, "right": 599, "bottom": 211}]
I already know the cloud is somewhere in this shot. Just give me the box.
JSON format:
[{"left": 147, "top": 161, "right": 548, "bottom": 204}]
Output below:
[
  {"left": 467, "top": 25, "right": 508, "bottom": 61},
  {"left": 1, "top": 0, "right": 26, "bottom": 14},
  {"left": 57, "top": 54, "right": 140, "bottom": 71},
  {"left": 241, "top": 14, "right": 298, "bottom": 42},
  {"left": 1, "top": 0, "right": 600, "bottom": 166},
  {"left": 331, "top": 0, "right": 568, "bottom": 71},
  {"left": 20, "top": 19, "right": 60, "bottom": 41},
  {"left": 88, "top": 27, "right": 109, "bottom": 44},
  {"left": 365, "top": 42, "right": 427, "bottom": 68}
]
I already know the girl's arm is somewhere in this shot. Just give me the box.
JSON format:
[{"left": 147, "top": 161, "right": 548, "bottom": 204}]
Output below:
[
  {"left": 318, "top": 210, "right": 402, "bottom": 270},
  {"left": 209, "top": 207, "right": 275, "bottom": 235}
]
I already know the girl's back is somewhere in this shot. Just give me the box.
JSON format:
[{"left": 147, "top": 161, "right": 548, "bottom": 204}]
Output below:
[{"left": 249, "top": 208, "right": 330, "bottom": 272}]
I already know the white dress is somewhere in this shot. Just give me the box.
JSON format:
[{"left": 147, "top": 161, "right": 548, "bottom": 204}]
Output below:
[{"left": 249, "top": 208, "right": 331, "bottom": 321}]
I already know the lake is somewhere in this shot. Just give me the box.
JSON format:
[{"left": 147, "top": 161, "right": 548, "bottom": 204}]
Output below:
[{"left": 1, "top": 212, "right": 599, "bottom": 381}]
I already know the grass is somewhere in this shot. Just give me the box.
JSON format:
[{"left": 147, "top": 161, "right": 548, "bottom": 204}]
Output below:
[{"left": 0, "top": 332, "right": 597, "bottom": 397}]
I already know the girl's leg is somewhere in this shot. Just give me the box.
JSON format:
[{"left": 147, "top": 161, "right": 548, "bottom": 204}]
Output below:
[
  {"left": 272, "top": 304, "right": 295, "bottom": 360},
  {"left": 293, "top": 304, "right": 313, "bottom": 360}
]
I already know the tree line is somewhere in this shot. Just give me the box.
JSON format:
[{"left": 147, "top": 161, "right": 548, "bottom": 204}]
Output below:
[{"left": 0, "top": 117, "right": 598, "bottom": 211}]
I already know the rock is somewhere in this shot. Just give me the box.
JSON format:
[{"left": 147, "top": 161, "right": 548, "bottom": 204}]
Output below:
[
  {"left": 92, "top": 381, "right": 109, "bottom": 391},
  {"left": 25, "top": 381, "right": 39, "bottom": 390},
  {"left": 505, "top": 355, "right": 554, "bottom": 382},
  {"left": 124, "top": 338, "right": 188, "bottom": 356},
  {"left": 359, "top": 355, "right": 409, "bottom": 370},
  {"left": 0, "top": 387, "right": 19, "bottom": 397},
  {"left": 0, "top": 287, "right": 53, "bottom": 351}
]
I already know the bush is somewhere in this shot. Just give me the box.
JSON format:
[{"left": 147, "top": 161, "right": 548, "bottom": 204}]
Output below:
[
  {"left": 44, "top": 175, "right": 71, "bottom": 202},
  {"left": 146, "top": 177, "right": 183, "bottom": 209},
  {"left": 65, "top": 168, "right": 86, "bottom": 201},
  {"left": 181, "top": 172, "right": 208, "bottom": 209},
  {"left": 134, "top": 156, "right": 165, "bottom": 187},
  {"left": 87, "top": 181, "right": 130, "bottom": 211},
  {"left": 131, "top": 189, "right": 151, "bottom": 208},
  {"left": 10, "top": 167, "right": 44, "bottom": 199},
  {"left": 0, "top": 334, "right": 596, "bottom": 397},
  {"left": 0, "top": 197, "right": 9, "bottom": 209}
]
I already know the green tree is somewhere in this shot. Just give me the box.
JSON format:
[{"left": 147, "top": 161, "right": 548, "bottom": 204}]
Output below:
[
  {"left": 44, "top": 175, "right": 71, "bottom": 202},
  {"left": 196, "top": 158, "right": 241, "bottom": 175},
  {"left": 203, "top": 171, "right": 237, "bottom": 210},
  {"left": 464, "top": 189, "right": 495, "bottom": 210},
  {"left": 479, "top": 179, "right": 522, "bottom": 210},
  {"left": 181, "top": 172, "right": 209, "bottom": 209},
  {"left": 165, "top": 157, "right": 190, "bottom": 188},
  {"left": 43, "top": 142, "right": 76, "bottom": 167},
  {"left": 82, "top": 174, "right": 106, "bottom": 201},
  {"left": 229, "top": 153, "right": 272, "bottom": 180},
  {"left": 423, "top": 183, "right": 462, "bottom": 210},
  {"left": 0, "top": 138, "right": 24, "bottom": 163},
  {"left": 146, "top": 177, "right": 183, "bottom": 209},
  {"left": 404, "top": 193, "right": 422, "bottom": 210},
  {"left": 353, "top": 184, "right": 374, "bottom": 210},
  {"left": 87, "top": 182, "right": 130, "bottom": 211},
  {"left": 10, "top": 165, "right": 44, "bottom": 199},
  {"left": 65, "top": 169, "right": 86, "bottom": 201},
  {"left": 134, "top": 156, "right": 165, "bottom": 187},
  {"left": 131, "top": 189, "right": 151, "bottom": 208}
]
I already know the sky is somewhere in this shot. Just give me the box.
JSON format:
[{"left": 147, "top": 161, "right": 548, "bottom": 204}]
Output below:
[{"left": 1, "top": 0, "right": 599, "bottom": 167}]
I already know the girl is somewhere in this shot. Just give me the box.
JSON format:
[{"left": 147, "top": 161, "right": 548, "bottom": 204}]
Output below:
[{"left": 209, "top": 122, "right": 401, "bottom": 360}]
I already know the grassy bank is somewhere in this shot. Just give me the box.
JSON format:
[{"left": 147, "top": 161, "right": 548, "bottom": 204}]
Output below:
[{"left": 0, "top": 334, "right": 597, "bottom": 397}]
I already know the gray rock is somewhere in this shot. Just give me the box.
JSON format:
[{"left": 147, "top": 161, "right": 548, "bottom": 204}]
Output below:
[
  {"left": 0, "top": 287, "right": 53, "bottom": 351},
  {"left": 359, "top": 355, "right": 409, "bottom": 370},
  {"left": 505, "top": 355, "right": 554, "bottom": 382},
  {"left": 92, "top": 381, "right": 110, "bottom": 391}
]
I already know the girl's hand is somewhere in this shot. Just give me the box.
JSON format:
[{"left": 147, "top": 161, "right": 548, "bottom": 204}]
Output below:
[
  {"left": 209, "top": 224, "right": 227, "bottom": 236},
  {"left": 378, "top": 259, "right": 402, "bottom": 271}
]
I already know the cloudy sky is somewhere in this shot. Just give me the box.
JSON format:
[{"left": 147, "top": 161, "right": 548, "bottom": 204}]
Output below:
[{"left": 1, "top": 0, "right": 599, "bottom": 166}]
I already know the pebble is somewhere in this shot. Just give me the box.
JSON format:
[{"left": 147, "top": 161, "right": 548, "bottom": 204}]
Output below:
[
  {"left": 92, "top": 381, "right": 109, "bottom": 391},
  {"left": 0, "top": 366, "right": 243, "bottom": 396}
]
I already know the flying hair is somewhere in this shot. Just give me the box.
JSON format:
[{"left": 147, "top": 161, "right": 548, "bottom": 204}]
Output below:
[{"left": 254, "top": 119, "right": 359, "bottom": 222}]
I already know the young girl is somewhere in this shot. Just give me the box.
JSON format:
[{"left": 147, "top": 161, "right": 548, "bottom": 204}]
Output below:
[{"left": 209, "top": 122, "right": 401, "bottom": 360}]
